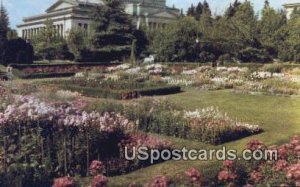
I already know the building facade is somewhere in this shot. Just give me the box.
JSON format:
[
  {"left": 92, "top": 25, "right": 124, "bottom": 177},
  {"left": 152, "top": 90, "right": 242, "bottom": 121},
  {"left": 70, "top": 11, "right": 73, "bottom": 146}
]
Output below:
[
  {"left": 17, "top": 0, "right": 180, "bottom": 39},
  {"left": 283, "top": 3, "right": 300, "bottom": 19}
]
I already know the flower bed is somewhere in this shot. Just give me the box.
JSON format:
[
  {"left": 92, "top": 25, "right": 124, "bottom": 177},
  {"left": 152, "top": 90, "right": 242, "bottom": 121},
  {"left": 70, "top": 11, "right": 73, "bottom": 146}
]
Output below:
[
  {"left": 11, "top": 63, "right": 119, "bottom": 79},
  {"left": 129, "top": 135, "right": 300, "bottom": 187},
  {"left": 0, "top": 94, "right": 172, "bottom": 186},
  {"left": 235, "top": 78, "right": 300, "bottom": 96},
  {"left": 108, "top": 99, "right": 262, "bottom": 145}
]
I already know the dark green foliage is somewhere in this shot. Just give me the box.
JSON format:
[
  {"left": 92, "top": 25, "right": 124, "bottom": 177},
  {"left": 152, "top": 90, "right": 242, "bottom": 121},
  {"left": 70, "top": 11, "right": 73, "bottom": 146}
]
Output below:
[
  {"left": 0, "top": 119, "right": 128, "bottom": 186},
  {"left": 225, "top": 0, "right": 241, "bottom": 18},
  {"left": 66, "top": 28, "right": 87, "bottom": 61},
  {"left": 0, "top": 2, "right": 8, "bottom": 48},
  {"left": 48, "top": 79, "right": 181, "bottom": 100},
  {"left": 31, "top": 19, "right": 71, "bottom": 62},
  {"left": 18, "top": 72, "right": 75, "bottom": 79},
  {"left": 1, "top": 38, "right": 34, "bottom": 65},
  {"left": 87, "top": 0, "right": 138, "bottom": 62},
  {"left": 237, "top": 47, "right": 271, "bottom": 63},
  {"left": 262, "top": 63, "right": 284, "bottom": 73}
]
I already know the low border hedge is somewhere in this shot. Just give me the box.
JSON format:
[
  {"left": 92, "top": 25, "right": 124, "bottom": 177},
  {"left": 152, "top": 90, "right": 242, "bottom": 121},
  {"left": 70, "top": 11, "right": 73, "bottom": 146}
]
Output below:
[
  {"left": 9, "top": 62, "right": 120, "bottom": 69},
  {"left": 58, "top": 84, "right": 181, "bottom": 100},
  {"left": 19, "top": 72, "right": 75, "bottom": 79}
]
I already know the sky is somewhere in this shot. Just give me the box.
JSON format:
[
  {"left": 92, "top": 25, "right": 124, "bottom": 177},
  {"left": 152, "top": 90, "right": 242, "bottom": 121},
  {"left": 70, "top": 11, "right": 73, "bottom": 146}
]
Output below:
[{"left": 3, "top": 0, "right": 300, "bottom": 29}]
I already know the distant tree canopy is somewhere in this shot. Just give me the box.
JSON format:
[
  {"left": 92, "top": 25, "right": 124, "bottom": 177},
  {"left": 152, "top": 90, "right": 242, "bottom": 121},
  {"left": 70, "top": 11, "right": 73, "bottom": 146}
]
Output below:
[{"left": 150, "top": 0, "right": 300, "bottom": 63}]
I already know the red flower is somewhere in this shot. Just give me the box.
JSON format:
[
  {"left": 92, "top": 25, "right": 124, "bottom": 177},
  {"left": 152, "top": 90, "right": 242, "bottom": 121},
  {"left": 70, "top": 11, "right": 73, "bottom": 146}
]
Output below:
[
  {"left": 53, "top": 176, "right": 76, "bottom": 187},
  {"left": 90, "top": 160, "right": 104, "bottom": 176},
  {"left": 185, "top": 167, "right": 202, "bottom": 183},
  {"left": 91, "top": 175, "right": 108, "bottom": 187}
]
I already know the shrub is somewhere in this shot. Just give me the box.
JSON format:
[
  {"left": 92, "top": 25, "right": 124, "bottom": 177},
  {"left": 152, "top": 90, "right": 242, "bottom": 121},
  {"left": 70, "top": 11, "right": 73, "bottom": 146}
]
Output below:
[
  {"left": 218, "top": 54, "right": 232, "bottom": 65},
  {"left": 199, "top": 51, "right": 216, "bottom": 63},
  {"left": 262, "top": 63, "right": 284, "bottom": 73},
  {"left": 0, "top": 38, "right": 33, "bottom": 65},
  {"left": 49, "top": 79, "right": 181, "bottom": 100},
  {"left": 237, "top": 47, "right": 272, "bottom": 63}
]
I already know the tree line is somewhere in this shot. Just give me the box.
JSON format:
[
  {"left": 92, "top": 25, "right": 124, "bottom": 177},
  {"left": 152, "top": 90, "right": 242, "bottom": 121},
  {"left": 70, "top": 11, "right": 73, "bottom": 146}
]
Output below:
[
  {"left": 0, "top": 0, "right": 299, "bottom": 64},
  {"left": 149, "top": 0, "right": 300, "bottom": 63}
]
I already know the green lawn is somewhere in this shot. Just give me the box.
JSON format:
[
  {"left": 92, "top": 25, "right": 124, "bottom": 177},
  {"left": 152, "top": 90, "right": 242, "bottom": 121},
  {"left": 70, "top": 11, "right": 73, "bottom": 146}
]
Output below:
[{"left": 107, "top": 89, "right": 300, "bottom": 186}]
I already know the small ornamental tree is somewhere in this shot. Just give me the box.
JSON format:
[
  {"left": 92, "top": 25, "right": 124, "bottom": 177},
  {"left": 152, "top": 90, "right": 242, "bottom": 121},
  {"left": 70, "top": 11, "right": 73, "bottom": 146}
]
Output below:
[
  {"left": 31, "top": 19, "right": 65, "bottom": 62},
  {"left": 66, "top": 28, "right": 87, "bottom": 61}
]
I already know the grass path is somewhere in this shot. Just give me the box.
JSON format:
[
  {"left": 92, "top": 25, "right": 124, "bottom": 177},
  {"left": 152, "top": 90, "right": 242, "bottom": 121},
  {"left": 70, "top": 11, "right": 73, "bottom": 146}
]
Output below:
[{"left": 107, "top": 89, "right": 300, "bottom": 186}]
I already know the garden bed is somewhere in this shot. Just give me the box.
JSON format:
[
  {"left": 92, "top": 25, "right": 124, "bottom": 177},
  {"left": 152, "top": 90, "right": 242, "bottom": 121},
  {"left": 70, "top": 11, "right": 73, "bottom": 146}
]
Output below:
[
  {"left": 48, "top": 79, "right": 181, "bottom": 99},
  {"left": 10, "top": 62, "right": 120, "bottom": 79}
]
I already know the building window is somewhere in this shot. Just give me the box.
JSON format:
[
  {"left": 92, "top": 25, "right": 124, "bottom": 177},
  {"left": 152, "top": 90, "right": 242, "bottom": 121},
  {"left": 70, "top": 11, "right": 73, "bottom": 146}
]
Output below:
[{"left": 78, "top": 23, "right": 82, "bottom": 27}]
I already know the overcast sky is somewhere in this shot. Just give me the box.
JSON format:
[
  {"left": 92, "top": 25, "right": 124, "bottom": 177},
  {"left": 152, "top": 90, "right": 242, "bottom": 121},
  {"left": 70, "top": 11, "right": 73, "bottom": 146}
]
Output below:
[{"left": 3, "top": 0, "right": 299, "bottom": 28}]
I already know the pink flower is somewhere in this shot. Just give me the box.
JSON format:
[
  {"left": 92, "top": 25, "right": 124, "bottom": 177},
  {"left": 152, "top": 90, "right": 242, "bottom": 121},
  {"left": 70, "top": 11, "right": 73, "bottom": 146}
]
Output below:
[
  {"left": 90, "top": 160, "right": 104, "bottom": 176},
  {"left": 250, "top": 171, "right": 263, "bottom": 183},
  {"left": 218, "top": 170, "right": 237, "bottom": 183},
  {"left": 91, "top": 175, "right": 108, "bottom": 187},
  {"left": 53, "top": 176, "right": 76, "bottom": 187},
  {"left": 145, "top": 176, "right": 171, "bottom": 187},
  {"left": 185, "top": 167, "right": 202, "bottom": 183},
  {"left": 286, "top": 164, "right": 300, "bottom": 181},
  {"left": 290, "top": 135, "right": 300, "bottom": 146},
  {"left": 274, "top": 160, "right": 289, "bottom": 171},
  {"left": 246, "top": 140, "right": 266, "bottom": 151},
  {"left": 223, "top": 160, "right": 234, "bottom": 169}
]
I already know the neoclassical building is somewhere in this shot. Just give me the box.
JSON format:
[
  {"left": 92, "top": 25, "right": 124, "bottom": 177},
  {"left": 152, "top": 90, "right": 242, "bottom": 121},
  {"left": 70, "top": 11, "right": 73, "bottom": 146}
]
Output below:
[
  {"left": 17, "top": 0, "right": 180, "bottom": 39},
  {"left": 283, "top": 2, "right": 300, "bottom": 19}
]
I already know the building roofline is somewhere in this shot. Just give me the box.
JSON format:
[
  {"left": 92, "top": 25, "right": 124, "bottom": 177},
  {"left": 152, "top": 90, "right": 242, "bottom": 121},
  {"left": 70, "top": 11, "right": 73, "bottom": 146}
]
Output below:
[{"left": 283, "top": 3, "right": 300, "bottom": 8}]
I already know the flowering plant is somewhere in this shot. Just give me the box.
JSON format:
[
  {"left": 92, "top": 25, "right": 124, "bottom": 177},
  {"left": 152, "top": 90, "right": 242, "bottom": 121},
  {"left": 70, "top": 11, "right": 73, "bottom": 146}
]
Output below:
[{"left": 53, "top": 176, "right": 77, "bottom": 187}]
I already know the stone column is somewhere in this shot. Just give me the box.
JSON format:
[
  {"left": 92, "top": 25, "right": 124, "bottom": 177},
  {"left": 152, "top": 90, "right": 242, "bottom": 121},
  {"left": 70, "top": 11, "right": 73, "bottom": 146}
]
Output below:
[{"left": 61, "top": 24, "right": 63, "bottom": 37}]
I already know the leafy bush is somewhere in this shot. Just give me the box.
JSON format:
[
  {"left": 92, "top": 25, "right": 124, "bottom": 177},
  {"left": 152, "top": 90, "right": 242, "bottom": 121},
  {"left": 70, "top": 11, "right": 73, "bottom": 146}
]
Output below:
[
  {"left": 49, "top": 79, "right": 181, "bottom": 100},
  {"left": 0, "top": 38, "right": 33, "bottom": 65},
  {"left": 237, "top": 47, "right": 271, "bottom": 63},
  {"left": 199, "top": 51, "right": 217, "bottom": 63},
  {"left": 19, "top": 72, "right": 75, "bottom": 79},
  {"left": 262, "top": 63, "right": 284, "bottom": 73},
  {"left": 57, "top": 84, "right": 181, "bottom": 100}
]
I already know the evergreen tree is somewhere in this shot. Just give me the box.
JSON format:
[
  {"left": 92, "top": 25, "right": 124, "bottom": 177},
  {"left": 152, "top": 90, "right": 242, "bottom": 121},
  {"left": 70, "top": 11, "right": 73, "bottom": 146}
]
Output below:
[
  {"left": 187, "top": 4, "right": 196, "bottom": 17},
  {"left": 180, "top": 9, "right": 184, "bottom": 17},
  {"left": 195, "top": 2, "right": 203, "bottom": 21},
  {"left": 264, "top": 0, "right": 270, "bottom": 9},
  {"left": 225, "top": 0, "right": 241, "bottom": 18},
  {"left": 259, "top": 4, "right": 286, "bottom": 56},
  {"left": 230, "top": 1, "right": 259, "bottom": 46},
  {"left": 87, "top": 0, "right": 136, "bottom": 61},
  {"left": 202, "top": 0, "right": 212, "bottom": 17},
  {"left": 0, "top": 2, "right": 9, "bottom": 48}
]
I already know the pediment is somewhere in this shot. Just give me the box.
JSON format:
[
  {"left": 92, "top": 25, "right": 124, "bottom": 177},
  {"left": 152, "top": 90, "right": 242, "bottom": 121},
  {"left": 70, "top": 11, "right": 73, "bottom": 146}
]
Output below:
[{"left": 46, "top": 0, "right": 77, "bottom": 13}]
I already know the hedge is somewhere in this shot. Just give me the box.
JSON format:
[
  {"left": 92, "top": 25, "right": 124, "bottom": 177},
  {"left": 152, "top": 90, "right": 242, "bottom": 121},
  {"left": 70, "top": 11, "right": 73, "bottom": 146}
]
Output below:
[
  {"left": 58, "top": 84, "right": 181, "bottom": 100},
  {"left": 10, "top": 62, "right": 120, "bottom": 70},
  {"left": 19, "top": 72, "right": 75, "bottom": 79}
]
